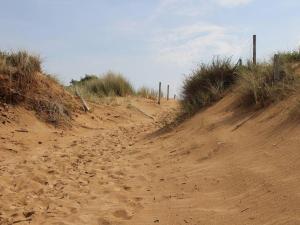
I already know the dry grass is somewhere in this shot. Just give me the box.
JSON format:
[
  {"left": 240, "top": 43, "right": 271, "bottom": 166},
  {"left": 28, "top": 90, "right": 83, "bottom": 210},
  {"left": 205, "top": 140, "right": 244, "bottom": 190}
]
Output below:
[
  {"left": 279, "top": 49, "right": 300, "bottom": 63},
  {"left": 237, "top": 61, "right": 299, "bottom": 107},
  {"left": 0, "top": 50, "right": 79, "bottom": 125},
  {"left": 0, "top": 51, "right": 42, "bottom": 102},
  {"left": 137, "top": 87, "right": 158, "bottom": 100}
]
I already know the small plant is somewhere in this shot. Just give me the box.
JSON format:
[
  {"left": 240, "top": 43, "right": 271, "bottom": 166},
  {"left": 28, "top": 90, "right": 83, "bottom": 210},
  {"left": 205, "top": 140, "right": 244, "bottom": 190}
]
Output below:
[
  {"left": 180, "top": 57, "right": 235, "bottom": 115},
  {"left": 32, "top": 99, "right": 71, "bottom": 124}
]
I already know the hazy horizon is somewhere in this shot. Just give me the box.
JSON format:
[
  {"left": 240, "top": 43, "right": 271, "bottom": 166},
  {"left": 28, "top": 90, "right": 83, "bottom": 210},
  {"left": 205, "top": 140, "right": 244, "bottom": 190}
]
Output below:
[{"left": 1, "top": 0, "right": 300, "bottom": 95}]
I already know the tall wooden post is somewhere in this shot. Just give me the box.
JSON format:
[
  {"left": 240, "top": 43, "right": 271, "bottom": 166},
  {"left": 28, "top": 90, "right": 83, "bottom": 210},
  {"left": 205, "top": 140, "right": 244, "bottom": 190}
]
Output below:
[
  {"left": 274, "top": 54, "right": 280, "bottom": 81},
  {"left": 253, "top": 35, "right": 257, "bottom": 65},
  {"left": 167, "top": 85, "right": 169, "bottom": 101},
  {"left": 238, "top": 58, "right": 242, "bottom": 66},
  {"left": 158, "top": 82, "right": 161, "bottom": 104}
]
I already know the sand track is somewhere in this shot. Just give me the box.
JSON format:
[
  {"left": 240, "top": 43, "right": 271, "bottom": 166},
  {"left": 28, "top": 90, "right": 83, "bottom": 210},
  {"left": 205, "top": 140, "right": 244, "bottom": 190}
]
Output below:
[{"left": 0, "top": 97, "right": 300, "bottom": 225}]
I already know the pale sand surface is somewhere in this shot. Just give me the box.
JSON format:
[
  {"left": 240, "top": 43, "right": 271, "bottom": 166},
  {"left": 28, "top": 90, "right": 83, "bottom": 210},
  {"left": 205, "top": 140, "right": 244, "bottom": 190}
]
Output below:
[{"left": 0, "top": 96, "right": 299, "bottom": 225}]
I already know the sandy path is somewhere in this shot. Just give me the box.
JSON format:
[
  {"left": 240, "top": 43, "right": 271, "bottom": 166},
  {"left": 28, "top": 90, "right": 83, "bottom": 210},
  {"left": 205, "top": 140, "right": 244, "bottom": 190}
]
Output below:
[
  {"left": 1, "top": 96, "right": 300, "bottom": 225},
  {"left": 0, "top": 99, "right": 178, "bottom": 225}
]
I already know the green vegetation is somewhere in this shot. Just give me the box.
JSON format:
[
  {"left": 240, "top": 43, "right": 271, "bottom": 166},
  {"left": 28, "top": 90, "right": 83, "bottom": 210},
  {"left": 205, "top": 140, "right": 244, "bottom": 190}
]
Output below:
[
  {"left": 69, "top": 72, "right": 161, "bottom": 102},
  {"left": 180, "top": 49, "right": 300, "bottom": 117},
  {"left": 180, "top": 57, "right": 236, "bottom": 115},
  {"left": 278, "top": 49, "right": 300, "bottom": 63},
  {"left": 68, "top": 72, "right": 134, "bottom": 101}
]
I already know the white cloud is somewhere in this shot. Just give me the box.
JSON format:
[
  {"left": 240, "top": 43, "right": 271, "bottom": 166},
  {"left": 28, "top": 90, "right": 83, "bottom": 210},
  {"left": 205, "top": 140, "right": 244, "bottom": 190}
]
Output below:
[
  {"left": 215, "top": 0, "right": 253, "bottom": 7},
  {"left": 154, "top": 0, "right": 254, "bottom": 18},
  {"left": 152, "top": 23, "right": 246, "bottom": 66},
  {"left": 113, "top": 0, "right": 252, "bottom": 67},
  {"left": 154, "top": 0, "right": 211, "bottom": 17}
]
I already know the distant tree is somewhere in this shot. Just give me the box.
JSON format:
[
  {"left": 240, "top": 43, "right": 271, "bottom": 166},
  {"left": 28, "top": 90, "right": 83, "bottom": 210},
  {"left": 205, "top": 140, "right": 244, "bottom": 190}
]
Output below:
[{"left": 80, "top": 74, "right": 98, "bottom": 82}]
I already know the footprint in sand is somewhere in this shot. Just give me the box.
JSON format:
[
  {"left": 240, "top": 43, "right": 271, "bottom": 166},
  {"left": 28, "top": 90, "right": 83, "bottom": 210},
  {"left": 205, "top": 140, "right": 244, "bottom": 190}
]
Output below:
[
  {"left": 97, "top": 218, "right": 111, "bottom": 225},
  {"left": 134, "top": 197, "right": 143, "bottom": 202},
  {"left": 114, "top": 170, "right": 125, "bottom": 176},
  {"left": 131, "top": 164, "right": 140, "bottom": 169},
  {"left": 113, "top": 209, "right": 132, "bottom": 220},
  {"left": 122, "top": 185, "right": 131, "bottom": 191},
  {"left": 136, "top": 175, "right": 147, "bottom": 181},
  {"left": 135, "top": 153, "right": 151, "bottom": 160}
]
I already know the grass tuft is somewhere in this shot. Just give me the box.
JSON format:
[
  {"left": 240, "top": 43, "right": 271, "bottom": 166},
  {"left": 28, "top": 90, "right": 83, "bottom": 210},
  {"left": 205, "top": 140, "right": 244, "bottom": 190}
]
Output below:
[
  {"left": 180, "top": 57, "right": 236, "bottom": 115},
  {"left": 0, "top": 51, "right": 42, "bottom": 102}
]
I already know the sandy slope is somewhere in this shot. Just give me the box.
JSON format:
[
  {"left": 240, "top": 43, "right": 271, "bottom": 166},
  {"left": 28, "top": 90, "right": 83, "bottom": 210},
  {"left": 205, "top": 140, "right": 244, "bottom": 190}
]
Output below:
[
  {"left": 0, "top": 96, "right": 300, "bottom": 225},
  {"left": 128, "top": 95, "right": 300, "bottom": 225}
]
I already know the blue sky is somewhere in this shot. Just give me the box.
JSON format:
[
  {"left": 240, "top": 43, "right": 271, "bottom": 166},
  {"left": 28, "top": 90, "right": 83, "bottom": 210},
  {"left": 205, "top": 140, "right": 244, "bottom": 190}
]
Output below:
[{"left": 1, "top": 0, "right": 300, "bottom": 95}]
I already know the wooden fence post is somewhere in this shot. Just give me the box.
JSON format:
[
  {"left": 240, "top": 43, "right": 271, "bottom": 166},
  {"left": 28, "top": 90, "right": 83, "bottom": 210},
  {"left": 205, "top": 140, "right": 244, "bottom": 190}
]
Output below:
[
  {"left": 253, "top": 35, "right": 257, "bottom": 65},
  {"left": 238, "top": 58, "right": 242, "bottom": 66},
  {"left": 274, "top": 54, "right": 280, "bottom": 81},
  {"left": 75, "top": 87, "right": 90, "bottom": 112},
  {"left": 174, "top": 94, "right": 176, "bottom": 100},
  {"left": 158, "top": 82, "right": 161, "bottom": 104},
  {"left": 167, "top": 85, "right": 169, "bottom": 101}
]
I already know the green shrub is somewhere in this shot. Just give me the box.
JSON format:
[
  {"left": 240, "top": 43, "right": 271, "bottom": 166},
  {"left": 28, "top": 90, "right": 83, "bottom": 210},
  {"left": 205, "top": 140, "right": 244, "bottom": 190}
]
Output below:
[
  {"left": 70, "top": 75, "right": 97, "bottom": 85},
  {"left": 69, "top": 72, "right": 134, "bottom": 99},
  {"left": 180, "top": 57, "right": 236, "bottom": 115}
]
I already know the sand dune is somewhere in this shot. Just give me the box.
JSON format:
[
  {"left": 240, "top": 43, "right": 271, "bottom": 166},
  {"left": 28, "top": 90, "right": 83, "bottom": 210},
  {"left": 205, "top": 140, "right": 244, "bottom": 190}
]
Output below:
[{"left": 0, "top": 96, "right": 299, "bottom": 225}]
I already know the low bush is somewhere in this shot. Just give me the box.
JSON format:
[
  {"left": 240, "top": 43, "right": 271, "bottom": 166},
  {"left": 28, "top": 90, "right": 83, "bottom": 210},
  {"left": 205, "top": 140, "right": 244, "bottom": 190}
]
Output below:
[
  {"left": 180, "top": 57, "right": 236, "bottom": 115},
  {"left": 69, "top": 72, "right": 134, "bottom": 99}
]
